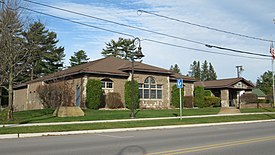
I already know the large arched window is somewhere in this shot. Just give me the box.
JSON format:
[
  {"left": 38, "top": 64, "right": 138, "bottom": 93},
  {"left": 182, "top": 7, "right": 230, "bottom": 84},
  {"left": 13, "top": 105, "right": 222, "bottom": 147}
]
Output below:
[{"left": 139, "top": 76, "right": 162, "bottom": 99}]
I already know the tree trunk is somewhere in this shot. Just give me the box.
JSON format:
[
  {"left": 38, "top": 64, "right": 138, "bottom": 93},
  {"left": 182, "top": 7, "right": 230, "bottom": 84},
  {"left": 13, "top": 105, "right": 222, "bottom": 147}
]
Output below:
[{"left": 7, "top": 69, "right": 14, "bottom": 121}]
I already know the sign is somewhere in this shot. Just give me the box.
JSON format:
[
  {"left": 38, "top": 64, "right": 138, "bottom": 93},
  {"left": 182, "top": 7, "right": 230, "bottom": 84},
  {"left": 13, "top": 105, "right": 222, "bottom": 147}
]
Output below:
[
  {"left": 177, "top": 79, "right": 183, "bottom": 120},
  {"left": 177, "top": 79, "right": 183, "bottom": 88}
]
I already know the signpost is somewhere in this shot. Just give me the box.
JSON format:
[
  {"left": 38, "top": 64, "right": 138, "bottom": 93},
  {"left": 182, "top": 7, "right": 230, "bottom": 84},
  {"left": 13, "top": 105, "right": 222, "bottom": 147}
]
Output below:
[{"left": 177, "top": 79, "right": 183, "bottom": 120}]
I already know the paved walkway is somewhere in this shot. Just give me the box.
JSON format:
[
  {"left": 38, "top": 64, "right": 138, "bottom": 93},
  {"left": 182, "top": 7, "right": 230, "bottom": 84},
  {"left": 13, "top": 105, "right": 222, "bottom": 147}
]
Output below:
[{"left": 218, "top": 107, "right": 241, "bottom": 114}]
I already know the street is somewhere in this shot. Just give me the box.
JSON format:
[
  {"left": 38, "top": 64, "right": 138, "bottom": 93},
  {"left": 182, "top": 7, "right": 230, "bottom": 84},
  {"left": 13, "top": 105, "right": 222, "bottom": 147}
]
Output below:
[{"left": 1, "top": 122, "right": 275, "bottom": 155}]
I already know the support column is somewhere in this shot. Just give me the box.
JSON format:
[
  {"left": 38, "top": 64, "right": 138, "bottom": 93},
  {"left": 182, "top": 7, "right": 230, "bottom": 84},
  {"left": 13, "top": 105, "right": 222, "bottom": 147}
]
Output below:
[
  {"left": 221, "top": 89, "right": 229, "bottom": 107},
  {"left": 82, "top": 76, "right": 88, "bottom": 108}
]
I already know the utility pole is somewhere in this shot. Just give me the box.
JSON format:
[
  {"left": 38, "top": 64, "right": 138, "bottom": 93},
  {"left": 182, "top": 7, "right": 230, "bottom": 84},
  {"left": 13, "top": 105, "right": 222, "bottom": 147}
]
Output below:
[{"left": 236, "top": 66, "right": 243, "bottom": 78}]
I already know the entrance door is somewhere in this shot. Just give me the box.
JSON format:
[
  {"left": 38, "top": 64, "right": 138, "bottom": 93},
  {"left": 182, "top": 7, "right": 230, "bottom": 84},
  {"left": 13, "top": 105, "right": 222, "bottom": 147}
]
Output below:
[{"left": 76, "top": 86, "right": 81, "bottom": 107}]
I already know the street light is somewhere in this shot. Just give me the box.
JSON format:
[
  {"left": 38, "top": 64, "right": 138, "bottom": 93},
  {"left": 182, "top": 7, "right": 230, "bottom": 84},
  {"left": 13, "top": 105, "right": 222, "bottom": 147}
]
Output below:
[{"left": 130, "top": 37, "right": 144, "bottom": 119}]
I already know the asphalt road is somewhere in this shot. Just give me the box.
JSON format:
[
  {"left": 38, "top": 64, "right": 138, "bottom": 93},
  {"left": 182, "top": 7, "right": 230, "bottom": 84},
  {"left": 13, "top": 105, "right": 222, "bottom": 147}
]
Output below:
[{"left": 1, "top": 122, "right": 275, "bottom": 155}]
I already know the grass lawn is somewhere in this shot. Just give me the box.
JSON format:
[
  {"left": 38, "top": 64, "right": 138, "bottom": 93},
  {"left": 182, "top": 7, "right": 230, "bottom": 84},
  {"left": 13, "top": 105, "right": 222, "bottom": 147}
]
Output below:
[
  {"left": 1, "top": 113, "right": 275, "bottom": 134},
  {"left": 0, "top": 108, "right": 220, "bottom": 124}
]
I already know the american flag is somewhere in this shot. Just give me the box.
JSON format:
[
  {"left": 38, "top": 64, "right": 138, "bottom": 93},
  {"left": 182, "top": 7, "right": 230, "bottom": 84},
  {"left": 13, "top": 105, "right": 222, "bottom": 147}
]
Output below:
[{"left": 270, "top": 42, "right": 275, "bottom": 60}]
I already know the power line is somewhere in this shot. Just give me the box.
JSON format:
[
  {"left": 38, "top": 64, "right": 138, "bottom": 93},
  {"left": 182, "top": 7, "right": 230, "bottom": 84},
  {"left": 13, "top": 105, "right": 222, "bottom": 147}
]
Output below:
[
  {"left": 21, "top": 7, "right": 135, "bottom": 38},
  {"left": 23, "top": 0, "right": 272, "bottom": 59},
  {"left": 23, "top": 0, "right": 205, "bottom": 46},
  {"left": 138, "top": 10, "right": 274, "bottom": 43},
  {"left": 143, "top": 39, "right": 270, "bottom": 60},
  {"left": 20, "top": 6, "right": 271, "bottom": 60}
]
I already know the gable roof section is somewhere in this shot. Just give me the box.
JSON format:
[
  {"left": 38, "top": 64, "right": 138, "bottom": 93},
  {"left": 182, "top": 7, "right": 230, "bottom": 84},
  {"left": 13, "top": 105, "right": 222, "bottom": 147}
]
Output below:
[
  {"left": 194, "top": 78, "right": 255, "bottom": 89},
  {"left": 27, "top": 56, "right": 176, "bottom": 84}
]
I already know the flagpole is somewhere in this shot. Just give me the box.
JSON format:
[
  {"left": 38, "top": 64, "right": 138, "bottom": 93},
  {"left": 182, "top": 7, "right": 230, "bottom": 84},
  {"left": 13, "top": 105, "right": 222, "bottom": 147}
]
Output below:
[{"left": 272, "top": 57, "right": 275, "bottom": 108}]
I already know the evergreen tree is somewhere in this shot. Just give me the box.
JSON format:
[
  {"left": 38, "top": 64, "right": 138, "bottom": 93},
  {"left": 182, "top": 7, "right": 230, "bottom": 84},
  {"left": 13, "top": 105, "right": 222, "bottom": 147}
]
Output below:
[
  {"left": 209, "top": 63, "right": 217, "bottom": 80},
  {"left": 23, "top": 22, "right": 65, "bottom": 79},
  {"left": 102, "top": 37, "right": 136, "bottom": 60},
  {"left": 170, "top": 64, "right": 181, "bottom": 73},
  {"left": 256, "top": 71, "right": 273, "bottom": 95},
  {"left": 201, "top": 60, "right": 209, "bottom": 81},
  {"left": 69, "top": 50, "right": 90, "bottom": 67},
  {"left": 189, "top": 61, "right": 201, "bottom": 80}
]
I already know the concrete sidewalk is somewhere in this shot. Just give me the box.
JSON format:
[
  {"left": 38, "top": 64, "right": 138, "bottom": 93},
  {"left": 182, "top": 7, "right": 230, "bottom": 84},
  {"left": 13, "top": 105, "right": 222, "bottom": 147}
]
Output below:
[
  {"left": 1, "top": 118, "right": 275, "bottom": 140},
  {"left": 1, "top": 112, "right": 275, "bottom": 128}
]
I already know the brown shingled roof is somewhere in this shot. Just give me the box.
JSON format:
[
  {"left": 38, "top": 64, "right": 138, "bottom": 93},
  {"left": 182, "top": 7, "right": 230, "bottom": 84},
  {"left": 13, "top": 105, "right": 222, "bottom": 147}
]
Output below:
[
  {"left": 170, "top": 73, "right": 198, "bottom": 82},
  {"left": 194, "top": 78, "right": 255, "bottom": 89},
  {"left": 26, "top": 56, "right": 176, "bottom": 84}
]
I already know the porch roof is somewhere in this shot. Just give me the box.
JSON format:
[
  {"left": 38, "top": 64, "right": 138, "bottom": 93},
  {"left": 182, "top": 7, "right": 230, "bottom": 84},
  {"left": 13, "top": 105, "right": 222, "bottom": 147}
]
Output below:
[{"left": 194, "top": 77, "right": 255, "bottom": 90}]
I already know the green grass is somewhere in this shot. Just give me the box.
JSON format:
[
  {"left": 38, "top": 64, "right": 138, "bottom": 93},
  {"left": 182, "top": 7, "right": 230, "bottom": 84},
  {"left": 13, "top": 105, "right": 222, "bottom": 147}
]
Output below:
[
  {"left": 240, "top": 108, "right": 275, "bottom": 113},
  {"left": 0, "top": 108, "right": 220, "bottom": 124},
  {"left": 1, "top": 114, "right": 275, "bottom": 134}
]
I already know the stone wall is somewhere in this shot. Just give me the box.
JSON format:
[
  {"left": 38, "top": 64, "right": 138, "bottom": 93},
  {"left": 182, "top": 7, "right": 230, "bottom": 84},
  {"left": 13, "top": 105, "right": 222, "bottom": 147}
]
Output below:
[{"left": 240, "top": 103, "right": 272, "bottom": 108}]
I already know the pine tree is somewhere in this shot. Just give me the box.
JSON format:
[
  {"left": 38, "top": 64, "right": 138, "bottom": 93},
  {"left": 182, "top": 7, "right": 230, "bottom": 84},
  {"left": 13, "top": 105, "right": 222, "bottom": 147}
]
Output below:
[
  {"left": 23, "top": 22, "right": 65, "bottom": 79},
  {"left": 209, "top": 63, "right": 217, "bottom": 80},
  {"left": 201, "top": 60, "right": 209, "bottom": 81},
  {"left": 170, "top": 64, "right": 181, "bottom": 73},
  {"left": 102, "top": 37, "right": 136, "bottom": 60},
  {"left": 69, "top": 50, "right": 90, "bottom": 67},
  {"left": 189, "top": 61, "right": 201, "bottom": 80}
]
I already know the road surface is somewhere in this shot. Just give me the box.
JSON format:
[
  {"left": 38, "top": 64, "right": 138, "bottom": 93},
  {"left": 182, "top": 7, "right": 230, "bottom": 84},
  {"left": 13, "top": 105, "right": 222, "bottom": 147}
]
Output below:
[{"left": 1, "top": 122, "right": 275, "bottom": 155}]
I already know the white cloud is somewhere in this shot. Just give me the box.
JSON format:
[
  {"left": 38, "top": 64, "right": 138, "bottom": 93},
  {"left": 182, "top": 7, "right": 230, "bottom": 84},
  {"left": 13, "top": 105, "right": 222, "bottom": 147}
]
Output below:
[{"left": 31, "top": 0, "right": 275, "bottom": 82}]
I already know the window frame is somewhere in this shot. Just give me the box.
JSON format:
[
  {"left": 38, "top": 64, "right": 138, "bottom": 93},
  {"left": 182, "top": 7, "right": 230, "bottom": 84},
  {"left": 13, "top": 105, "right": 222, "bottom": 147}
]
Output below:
[{"left": 139, "top": 76, "right": 163, "bottom": 100}]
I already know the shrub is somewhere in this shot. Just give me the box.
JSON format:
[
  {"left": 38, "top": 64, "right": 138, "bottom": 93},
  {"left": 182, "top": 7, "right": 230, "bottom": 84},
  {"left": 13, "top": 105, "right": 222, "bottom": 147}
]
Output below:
[
  {"left": 194, "top": 86, "right": 205, "bottom": 108},
  {"left": 204, "top": 96, "right": 220, "bottom": 107},
  {"left": 124, "top": 80, "right": 139, "bottom": 109},
  {"left": 37, "top": 82, "right": 75, "bottom": 108},
  {"left": 105, "top": 92, "right": 124, "bottom": 109},
  {"left": 258, "top": 99, "right": 267, "bottom": 104},
  {"left": 184, "top": 96, "right": 194, "bottom": 108},
  {"left": 86, "top": 79, "right": 102, "bottom": 109},
  {"left": 240, "top": 93, "right": 258, "bottom": 104},
  {"left": 204, "top": 90, "right": 212, "bottom": 97},
  {"left": 171, "top": 84, "right": 184, "bottom": 108}
]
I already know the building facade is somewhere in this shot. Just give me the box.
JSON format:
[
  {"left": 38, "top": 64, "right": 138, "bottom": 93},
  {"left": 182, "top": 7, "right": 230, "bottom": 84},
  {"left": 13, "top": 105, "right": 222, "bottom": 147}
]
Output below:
[{"left": 13, "top": 57, "right": 197, "bottom": 111}]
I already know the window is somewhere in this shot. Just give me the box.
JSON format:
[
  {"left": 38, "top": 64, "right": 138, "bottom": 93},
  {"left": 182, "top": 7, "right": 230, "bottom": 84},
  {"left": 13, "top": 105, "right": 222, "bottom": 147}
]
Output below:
[
  {"left": 101, "top": 79, "right": 113, "bottom": 89},
  {"left": 139, "top": 76, "right": 163, "bottom": 99}
]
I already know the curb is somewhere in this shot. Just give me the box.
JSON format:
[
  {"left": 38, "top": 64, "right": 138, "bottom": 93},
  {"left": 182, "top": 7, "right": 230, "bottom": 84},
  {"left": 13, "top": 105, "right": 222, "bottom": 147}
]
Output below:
[{"left": 1, "top": 119, "right": 275, "bottom": 140}]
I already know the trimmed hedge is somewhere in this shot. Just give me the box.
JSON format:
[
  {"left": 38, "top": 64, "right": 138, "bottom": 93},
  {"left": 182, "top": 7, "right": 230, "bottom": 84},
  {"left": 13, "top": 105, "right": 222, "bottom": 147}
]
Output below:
[
  {"left": 86, "top": 79, "right": 102, "bottom": 109},
  {"left": 194, "top": 86, "right": 205, "bottom": 108},
  {"left": 124, "top": 80, "right": 139, "bottom": 109},
  {"left": 204, "top": 96, "right": 220, "bottom": 107},
  {"left": 171, "top": 84, "right": 184, "bottom": 108},
  {"left": 240, "top": 93, "right": 258, "bottom": 104}
]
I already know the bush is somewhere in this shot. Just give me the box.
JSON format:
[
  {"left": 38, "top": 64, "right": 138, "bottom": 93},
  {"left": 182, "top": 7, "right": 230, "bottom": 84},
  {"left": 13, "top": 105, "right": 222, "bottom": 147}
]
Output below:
[
  {"left": 124, "top": 80, "right": 139, "bottom": 109},
  {"left": 105, "top": 92, "right": 124, "bottom": 109},
  {"left": 184, "top": 96, "right": 194, "bottom": 108},
  {"left": 204, "top": 90, "right": 212, "bottom": 97},
  {"left": 37, "top": 82, "right": 75, "bottom": 108},
  {"left": 240, "top": 93, "right": 258, "bottom": 104},
  {"left": 258, "top": 99, "right": 268, "bottom": 104},
  {"left": 171, "top": 84, "right": 184, "bottom": 108},
  {"left": 204, "top": 96, "right": 220, "bottom": 107},
  {"left": 86, "top": 79, "right": 102, "bottom": 109},
  {"left": 194, "top": 86, "right": 205, "bottom": 108}
]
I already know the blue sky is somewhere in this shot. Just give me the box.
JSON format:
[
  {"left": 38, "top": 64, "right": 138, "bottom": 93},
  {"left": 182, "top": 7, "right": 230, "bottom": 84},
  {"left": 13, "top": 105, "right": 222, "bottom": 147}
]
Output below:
[{"left": 25, "top": 0, "right": 275, "bottom": 82}]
